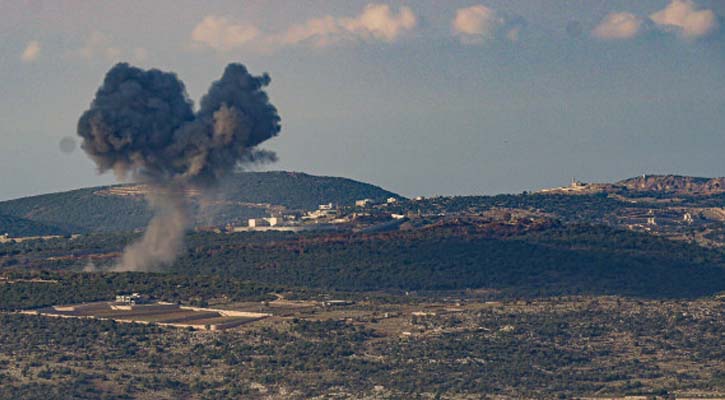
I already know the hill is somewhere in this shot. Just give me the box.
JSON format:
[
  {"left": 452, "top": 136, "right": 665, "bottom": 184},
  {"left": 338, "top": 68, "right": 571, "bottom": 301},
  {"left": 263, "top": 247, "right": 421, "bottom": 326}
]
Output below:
[
  {"left": 2, "top": 174, "right": 724, "bottom": 400},
  {"left": 539, "top": 174, "right": 725, "bottom": 196},
  {"left": 617, "top": 174, "right": 725, "bottom": 195},
  {"left": 0, "top": 171, "right": 399, "bottom": 234},
  {"left": 218, "top": 171, "right": 399, "bottom": 210}
]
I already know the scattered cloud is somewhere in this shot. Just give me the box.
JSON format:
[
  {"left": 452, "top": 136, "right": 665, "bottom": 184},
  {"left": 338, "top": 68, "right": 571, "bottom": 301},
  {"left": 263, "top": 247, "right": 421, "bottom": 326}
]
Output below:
[
  {"left": 650, "top": 0, "right": 719, "bottom": 39},
  {"left": 191, "top": 4, "right": 416, "bottom": 52},
  {"left": 272, "top": 15, "right": 345, "bottom": 47},
  {"left": 190, "top": 15, "right": 260, "bottom": 51},
  {"left": 186, "top": 2, "right": 720, "bottom": 51},
  {"left": 452, "top": 5, "right": 523, "bottom": 44},
  {"left": 592, "top": 12, "right": 643, "bottom": 40},
  {"left": 590, "top": 1, "right": 719, "bottom": 41},
  {"left": 452, "top": 5, "right": 503, "bottom": 44},
  {"left": 274, "top": 4, "right": 416, "bottom": 47},
  {"left": 78, "top": 31, "right": 123, "bottom": 62},
  {"left": 20, "top": 40, "right": 41, "bottom": 62},
  {"left": 339, "top": 3, "right": 417, "bottom": 42}
]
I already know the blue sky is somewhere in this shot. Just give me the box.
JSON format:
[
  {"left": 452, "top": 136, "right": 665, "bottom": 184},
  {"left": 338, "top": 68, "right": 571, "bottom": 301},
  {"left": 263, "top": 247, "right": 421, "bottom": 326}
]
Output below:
[{"left": 1, "top": 0, "right": 724, "bottom": 200}]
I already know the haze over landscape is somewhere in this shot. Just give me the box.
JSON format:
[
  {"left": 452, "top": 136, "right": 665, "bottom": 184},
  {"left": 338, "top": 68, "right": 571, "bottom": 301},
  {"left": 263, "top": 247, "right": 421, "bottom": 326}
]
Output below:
[{"left": 2, "top": 0, "right": 725, "bottom": 201}]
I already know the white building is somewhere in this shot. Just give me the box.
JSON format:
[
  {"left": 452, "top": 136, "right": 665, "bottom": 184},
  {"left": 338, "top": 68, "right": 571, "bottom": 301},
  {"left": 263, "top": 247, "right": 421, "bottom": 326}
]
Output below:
[
  {"left": 248, "top": 218, "right": 270, "bottom": 228},
  {"left": 115, "top": 293, "right": 150, "bottom": 305},
  {"left": 304, "top": 208, "right": 338, "bottom": 220},
  {"left": 355, "top": 198, "right": 374, "bottom": 207}
]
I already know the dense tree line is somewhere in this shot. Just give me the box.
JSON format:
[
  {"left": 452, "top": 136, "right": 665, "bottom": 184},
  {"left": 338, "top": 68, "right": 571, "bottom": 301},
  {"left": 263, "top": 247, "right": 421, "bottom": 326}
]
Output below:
[
  {"left": 2, "top": 224, "right": 724, "bottom": 299},
  {"left": 164, "top": 225, "right": 725, "bottom": 298},
  {"left": 0, "top": 214, "right": 69, "bottom": 237},
  {"left": 0, "top": 271, "right": 277, "bottom": 310},
  {"left": 218, "top": 171, "right": 398, "bottom": 210}
]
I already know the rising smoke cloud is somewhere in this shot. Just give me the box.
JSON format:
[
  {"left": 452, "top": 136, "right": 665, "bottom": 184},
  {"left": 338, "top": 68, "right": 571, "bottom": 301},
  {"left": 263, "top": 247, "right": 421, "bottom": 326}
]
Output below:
[{"left": 78, "top": 63, "right": 281, "bottom": 271}]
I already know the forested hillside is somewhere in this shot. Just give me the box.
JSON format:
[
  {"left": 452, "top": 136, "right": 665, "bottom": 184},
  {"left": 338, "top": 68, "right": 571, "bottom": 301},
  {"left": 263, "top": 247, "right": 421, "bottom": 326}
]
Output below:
[
  {"left": 165, "top": 225, "right": 725, "bottom": 298},
  {"left": 0, "top": 171, "right": 399, "bottom": 234},
  {"left": 3, "top": 224, "right": 724, "bottom": 299},
  {"left": 0, "top": 188, "right": 150, "bottom": 233},
  {"left": 218, "top": 171, "right": 399, "bottom": 210},
  {"left": 0, "top": 214, "right": 68, "bottom": 237}
]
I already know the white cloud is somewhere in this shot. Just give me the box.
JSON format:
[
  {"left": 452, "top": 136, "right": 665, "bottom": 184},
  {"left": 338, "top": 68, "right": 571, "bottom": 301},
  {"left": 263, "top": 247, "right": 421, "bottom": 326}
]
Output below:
[
  {"left": 650, "top": 0, "right": 719, "bottom": 39},
  {"left": 592, "top": 12, "right": 642, "bottom": 40},
  {"left": 20, "top": 40, "right": 41, "bottom": 62},
  {"left": 339, "top": 4, "right": 417, "bottom": 42},
  {"left": 190, "top": 15, "right": 260, "bottom": 51},
  {"left": 276, "top": 4, "right": 416, "bottom": 46},
  {"left": 78, "top": 31, "right": 124, "bottom": 62},
  {"left": 191, "top": 4, "right": 416, "bottom": 51},
  {"left": 452, "top": 5, "right": 503, "bottom": 44},
  {"left": 273, "top": 15, "right": 347, "bottom": 47}
]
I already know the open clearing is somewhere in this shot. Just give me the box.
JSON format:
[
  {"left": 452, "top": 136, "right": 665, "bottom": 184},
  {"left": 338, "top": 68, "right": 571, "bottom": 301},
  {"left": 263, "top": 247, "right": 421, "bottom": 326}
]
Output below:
[{"left": 22, "top": 301, "right": 269, "bottom": 331}]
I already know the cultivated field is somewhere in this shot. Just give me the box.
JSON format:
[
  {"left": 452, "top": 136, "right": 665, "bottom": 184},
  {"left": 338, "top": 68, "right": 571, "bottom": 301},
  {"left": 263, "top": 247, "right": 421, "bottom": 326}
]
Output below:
[{"left": 23, "top": 301, "right": 269, "bottom": 331}]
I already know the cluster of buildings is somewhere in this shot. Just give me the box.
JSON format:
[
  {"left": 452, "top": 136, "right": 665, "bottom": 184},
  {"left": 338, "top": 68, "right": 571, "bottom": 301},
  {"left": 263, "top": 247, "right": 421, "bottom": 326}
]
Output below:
[
  {"left": 355, "top": 197, "right": 398, "bottom": 207},
  {"left": 618, "top": 208, "right": 700, "bottom": 232},
  {"left": 230, "top": 196, "right": 405, "bottom": 232},
  {"left": 537, "top": 178, "right": 613, "bottom": 195},
  {"left": 114, "top": 293, "right": 152, "bottom": 305}
]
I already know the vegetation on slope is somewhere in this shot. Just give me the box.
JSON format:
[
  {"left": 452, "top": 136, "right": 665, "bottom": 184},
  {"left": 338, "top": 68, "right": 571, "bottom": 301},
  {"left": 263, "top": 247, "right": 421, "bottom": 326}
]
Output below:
[
  {"left": 3, "top": 224, "right": 723, "bottom": 299},
  {"left": 164, "top": 226, "right": 725, "bottom": 298},
  {"left": 0, "top": 188, "right": 150, "bottom": 233},
  {"left": 1, "top": 297, "right": 723, "bottom": 399},
  {"left": 218, "top": 171, "right": 399, "bottom": 209},
  {"left": 0, "top": 214, "right": 68, "bottom": 237},
  {"left": 393, "top": 193, "right": 648, "bottom": 223},
  {"left": 617, "top": 174, "right": 725, "bottom": 194},
  {"left": 0, "top": 171, "right": 399, "bottom": 234},
  {"left": 0, "top": 270, "right": 277, "bottom": 311}
]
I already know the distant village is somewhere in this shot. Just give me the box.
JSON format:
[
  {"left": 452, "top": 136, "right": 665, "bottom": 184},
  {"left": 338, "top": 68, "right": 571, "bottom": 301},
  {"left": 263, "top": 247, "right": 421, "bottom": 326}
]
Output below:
[
  {"left": 212, "top": 196, "right": 409, "bottom": 234},
  {"left": 5, "top": 175, "right": 725, "bottom": 250}
]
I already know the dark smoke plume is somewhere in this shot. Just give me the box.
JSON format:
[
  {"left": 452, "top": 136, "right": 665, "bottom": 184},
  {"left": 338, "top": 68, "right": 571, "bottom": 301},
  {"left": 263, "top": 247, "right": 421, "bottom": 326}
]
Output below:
[{"left": 78, "top": 63, "right": 280, "bottom": 271}]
